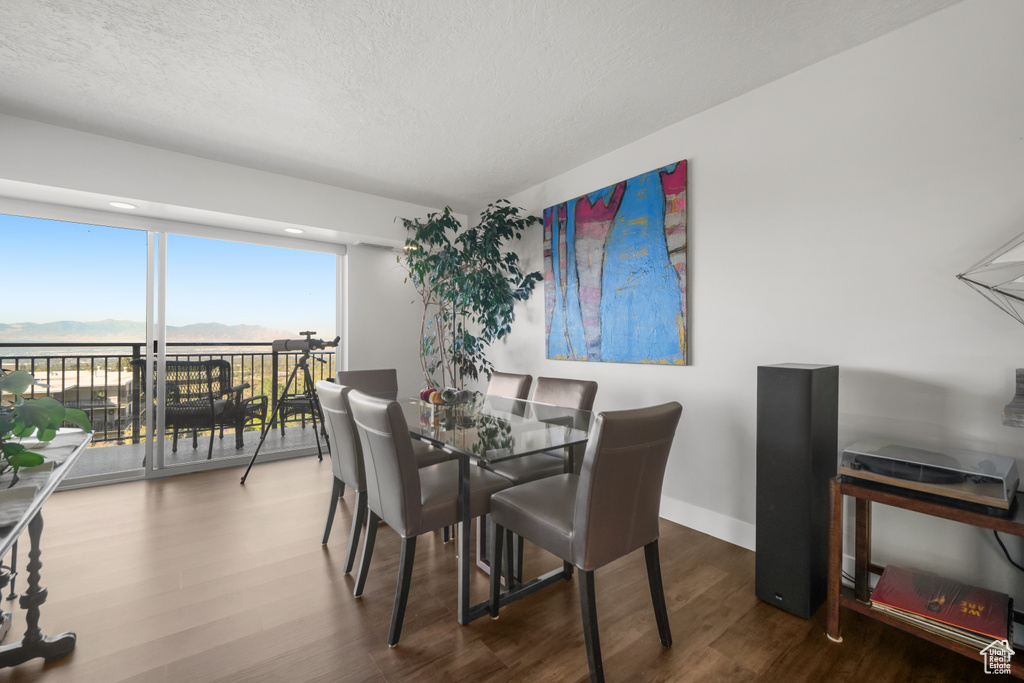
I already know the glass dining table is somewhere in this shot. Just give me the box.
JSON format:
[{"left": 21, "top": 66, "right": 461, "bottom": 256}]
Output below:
[{"left": 394, "top": 394, "right": 593, "bottom": 624}]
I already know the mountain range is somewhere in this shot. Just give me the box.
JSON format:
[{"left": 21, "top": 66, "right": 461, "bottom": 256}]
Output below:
[{"left": 0, "top": 320, "right": 296, "bottom": 343}]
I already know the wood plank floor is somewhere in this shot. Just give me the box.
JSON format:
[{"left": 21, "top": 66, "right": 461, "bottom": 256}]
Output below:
[{"left": 0, "top": 457, "right": 994, "bottom": 682}]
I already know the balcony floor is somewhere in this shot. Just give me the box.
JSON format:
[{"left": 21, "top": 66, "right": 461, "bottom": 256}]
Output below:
[{"left": 64, "top": 424, "right": 326, "bottom": 481}]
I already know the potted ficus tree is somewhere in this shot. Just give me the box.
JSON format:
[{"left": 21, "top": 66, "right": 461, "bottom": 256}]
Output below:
[
  {"left": 0, "top": 370, "right": 92, "bottom": 485},
  {"left": 400, "top": 200, "right": 542, "bottom": 398}
]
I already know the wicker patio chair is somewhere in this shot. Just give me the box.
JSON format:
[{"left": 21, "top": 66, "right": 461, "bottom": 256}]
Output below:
[{"left": 130, "top": 359, "right": 267, "bottom": 458}]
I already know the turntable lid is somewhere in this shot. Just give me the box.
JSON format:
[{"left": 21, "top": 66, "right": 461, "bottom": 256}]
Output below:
[{"left": 843, "top": 437, "right": 1017, "bottom": 480}]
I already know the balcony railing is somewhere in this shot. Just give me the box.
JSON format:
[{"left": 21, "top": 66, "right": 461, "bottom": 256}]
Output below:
[{"left": 0, "top": 341, "right": 336, "bottom": 446}]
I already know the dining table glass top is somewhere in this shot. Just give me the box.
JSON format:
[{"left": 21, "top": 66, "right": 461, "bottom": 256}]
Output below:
[{"left": 396, "top": 394, "right": 592, "bottom": 464}]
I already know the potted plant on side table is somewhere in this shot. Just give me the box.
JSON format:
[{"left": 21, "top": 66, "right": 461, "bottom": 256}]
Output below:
[{"left": 0, "top": 370, "right": 92, "bottom": 485}]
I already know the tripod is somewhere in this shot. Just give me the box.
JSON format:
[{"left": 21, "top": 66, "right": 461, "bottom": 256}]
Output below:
[{"left": 240, "top": 348, "right": 329, "bottom": 484}]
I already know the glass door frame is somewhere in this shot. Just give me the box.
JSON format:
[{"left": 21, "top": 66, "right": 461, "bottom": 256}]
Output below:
[
  {"left": 145, "top": 232, "right": 344, "bottom": 478},
  {"left": 0, "top": 196, "right": 344, "bottom": 485}
]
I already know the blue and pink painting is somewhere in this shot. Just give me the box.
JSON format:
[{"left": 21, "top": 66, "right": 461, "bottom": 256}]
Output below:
[{"left": 544, "top": 160, "right": 687, "bottom": 365}]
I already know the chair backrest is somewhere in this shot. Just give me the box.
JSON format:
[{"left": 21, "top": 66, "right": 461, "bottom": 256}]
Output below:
[
  {"left": 315, "top": 380, "right": 364, "bottom": 492},
  {"left": 167, "top": 360, "right": 231, "bottom": 402},
  {"left": 487, "top": 371, "right": 532, "bottom": 400},
  {"left": 347, "top": 391, "right": 422, "bottom": 538},
  {"left": 533, "top": 377, "right": 598, "bottom": 473},
  {"left": 335, "top": 369, "right": 399, "bottom": 396},
  {"left": 533, "top": 376, "right": 598, "bottom": 412},
  {"left": 571, "top": 402, "right": 682, "bottom": 571},
  {"left": 130, "top": 358, "right": 231, "bottom": 402}
]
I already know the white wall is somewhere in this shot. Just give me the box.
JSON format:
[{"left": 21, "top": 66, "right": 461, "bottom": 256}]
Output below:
[
  {"left": 493, "top": 0, "right": 1024, "bottom": 596},
  {"left": 0, "top": 112, "right": 439, "bottom": 246},
  {"left": 344, "top": 245, "right": 425, "bottom": 397},
  {"left": 0, "top": 114, "right": 449, "bottom": 380}
]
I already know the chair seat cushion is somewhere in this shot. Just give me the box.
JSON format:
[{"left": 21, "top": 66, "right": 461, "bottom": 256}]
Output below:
[
  {"left": 412, "top": 440, "right": 450, "bottom": 467},
  {"left": 166, "top": 398, "right": 227, "bottom": 425},
  {"left": 489, "top": 474, "right": 578, "bottom": 564},
  {"left": 417, "top": 461, "right": 512, "bottom": 534},
  {"left": 487, "top": 452, "right": 564, "bottom": 485}
]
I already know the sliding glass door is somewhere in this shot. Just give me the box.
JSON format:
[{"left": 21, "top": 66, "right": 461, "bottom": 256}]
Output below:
[
  {"left": 155, "top": 233, "right": 337, "bottom": 471},
  {"left": 0, "top": 213, "right": 149, "bottom": 483},
  {"left": 0, "top": 210, "right": 339, "bottom": 484}
]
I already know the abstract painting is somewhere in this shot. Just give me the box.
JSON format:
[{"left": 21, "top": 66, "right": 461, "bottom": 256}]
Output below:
[{"left": 544, "top": 160, "right": 687, "bottom": 365}]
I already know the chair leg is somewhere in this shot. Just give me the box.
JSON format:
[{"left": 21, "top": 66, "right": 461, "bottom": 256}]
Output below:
[
  {"left": 476, "top": 515, "right": 488, "bottom": 568},
  {"left": 322, "top": 478, "right": 344, "bottom": 545},
  {"left": 172, "top": 428, "right": 179, "bottom": 453},
  {"left": 514, "top": 534, "right": 525, "bottom": 584},
  {"left": 489, "top": 520, "right": 504, "bottom": 618},
  {"left": 343, "top": 490, "right": 367, "bottom": 575},
  {"left": 578, "top": 569, "right": 604, "bottom": 683},
  {"left": 388, "top": 536, "right": 417, "bottom": 647},
  {"left": 207, "top": 428, "right": 214, "bottom": 459},
  {"left": 354, "top": 511, "right": 380, "bottom": 598},
  {"left": 644, "top": 540, "right": 672, "bottom": 648},
  {"left": 505, "top": 530, "right": 515, "bottom": 589}
]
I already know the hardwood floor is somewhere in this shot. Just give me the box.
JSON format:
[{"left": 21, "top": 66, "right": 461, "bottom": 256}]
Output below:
[{"left": 0, "top": 457, "right": 993, "bottom": 682}]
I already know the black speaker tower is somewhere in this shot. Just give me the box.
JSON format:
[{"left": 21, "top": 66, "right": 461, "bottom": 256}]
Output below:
[{"left": 755, "top": 363, "right": 838, "bottom": 619}]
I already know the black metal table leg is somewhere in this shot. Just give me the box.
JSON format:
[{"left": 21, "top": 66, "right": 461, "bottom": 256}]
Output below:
[{"left": 457, "top": 452, "right": 471, "bottom": 625}]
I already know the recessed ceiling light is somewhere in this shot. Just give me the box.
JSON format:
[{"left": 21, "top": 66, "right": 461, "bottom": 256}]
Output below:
[
  {"left": 285, "top": 228, "right": 304, "bottom": 234},
  {"left": 109, "top": 201, "right": 137, "bottom": 210}
]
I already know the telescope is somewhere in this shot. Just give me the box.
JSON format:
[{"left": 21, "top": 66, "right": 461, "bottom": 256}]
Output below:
[
  {"left": 243, "top": 331, "right": 337, "bottom": 484},
  {"left": 272, "top": 331, "right": 340, "bottom": 353}
]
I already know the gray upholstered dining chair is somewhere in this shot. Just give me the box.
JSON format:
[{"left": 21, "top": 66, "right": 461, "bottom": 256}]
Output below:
[
  {"left": 486, "top": 371, "right": 533, "bottom": 400},
  {"left": 336, "top": 370, "right": 451, "bottom": 474},
  {"left": 484, "top": 376, "right": 598, "bottom": 581},
  {"left": 487, "top": 376, "right": 598, "bottom": 484},
  {"left": 318, "top": 371, "right": 448, "bottom": 553},
  {"left": 488, "top": 402, "right": 682, "bottom": 683},
  {"left": 316, "top": 381, "right": 367, "bottom": 573},
  {"left": 347, "top": 391, "right": 513, "bottom": 646},
  {"left": 334, "top": 368, "right": 402, "bottom": 396}
]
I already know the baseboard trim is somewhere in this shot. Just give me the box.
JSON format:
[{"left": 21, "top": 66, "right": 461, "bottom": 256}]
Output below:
[
  {"left": 659, "top": 496, "right": 861, "bottom": 587},
  {"left": 660, "top": 496, "right": 756, "bottom": 551}
]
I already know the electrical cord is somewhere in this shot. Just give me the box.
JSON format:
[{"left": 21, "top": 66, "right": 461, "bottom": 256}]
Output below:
[{"left": 994, "top": 530, "right": 1024, "bottom": 574}]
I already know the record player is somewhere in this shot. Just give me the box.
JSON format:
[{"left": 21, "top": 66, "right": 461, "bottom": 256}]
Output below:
[{"left": 839, "top": 437, "right": 1020, "bottom": 515}]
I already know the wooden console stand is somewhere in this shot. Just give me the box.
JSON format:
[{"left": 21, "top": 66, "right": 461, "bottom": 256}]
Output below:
[{"left": 827, "top": 477, "right": 1024, "bottom": 677}]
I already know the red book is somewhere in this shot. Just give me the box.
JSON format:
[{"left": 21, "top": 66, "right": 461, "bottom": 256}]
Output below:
[{"left": 871, "top": 566, "right": 1010, "bottom": 641}]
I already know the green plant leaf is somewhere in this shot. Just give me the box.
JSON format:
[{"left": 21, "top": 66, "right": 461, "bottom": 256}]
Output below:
[
  {"left": 7, "top": 450, "right": 45, "bottom": 469},
  {"left": 2, "top": 442, "right": 26, "bottom": 456},
  {"left": 0, "top": 370, "right": 39, "bottom": 397},
  {"left": 62, "top": 407, "right": 94, "bottom": 433},
  {"left": 11, "top": 396, "right": 67, "bottom": 441}
]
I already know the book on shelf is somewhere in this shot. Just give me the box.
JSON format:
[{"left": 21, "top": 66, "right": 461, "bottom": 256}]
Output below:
[{"left": 870, "top": 566, "right": 1012, "bottom": 650}]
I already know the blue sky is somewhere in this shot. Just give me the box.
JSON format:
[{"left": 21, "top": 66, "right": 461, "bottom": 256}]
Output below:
[{"left": 1, "top": 213, "right": 335, "bottom": 334}]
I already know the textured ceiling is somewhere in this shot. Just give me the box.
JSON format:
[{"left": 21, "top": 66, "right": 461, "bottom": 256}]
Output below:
[{"left": 0, "top": 0, "right": 961, "bottom": 214}]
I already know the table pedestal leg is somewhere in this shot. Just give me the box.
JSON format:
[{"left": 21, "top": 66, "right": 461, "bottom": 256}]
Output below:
[{"left": 0, "top": 512, "right": 76, "bottom": 667}]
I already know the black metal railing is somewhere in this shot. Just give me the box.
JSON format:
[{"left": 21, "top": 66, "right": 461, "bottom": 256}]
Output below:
[{"left": 0, "top": 341, "right": 335, "bottom": 445}]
